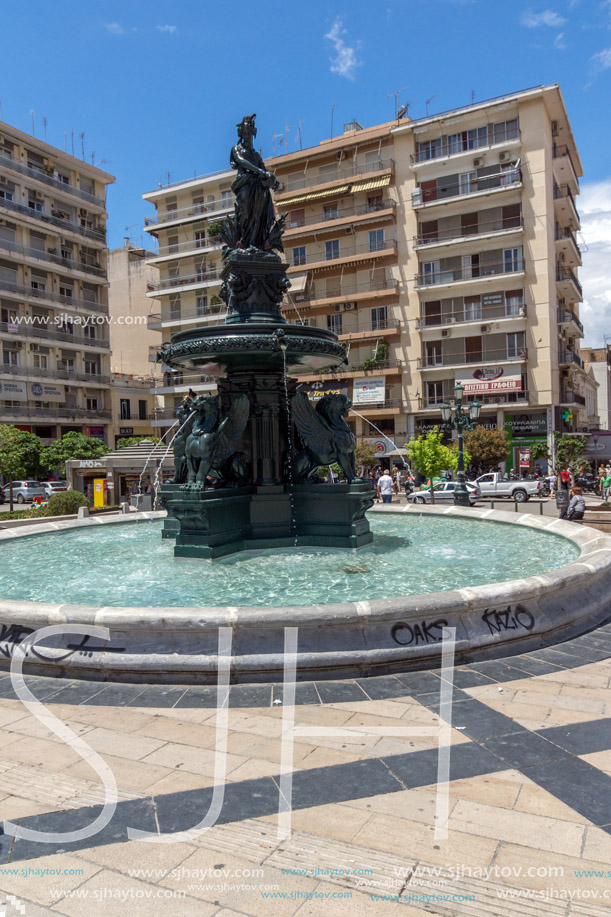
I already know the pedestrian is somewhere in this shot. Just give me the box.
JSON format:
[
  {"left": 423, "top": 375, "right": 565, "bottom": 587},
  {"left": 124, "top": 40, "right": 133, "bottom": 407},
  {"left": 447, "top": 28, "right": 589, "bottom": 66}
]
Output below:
[
  {"left": 563, "top": 486, "right": 586, "bottom": 522},
  {"left": 377, "top": 469, "right": 396, "bottom": 505},
  {"left": 601, "top": 469, "right": 611, "bottom": 502},
  {"left": 559, "top": 467, "right": 571, "bottom": 491}
]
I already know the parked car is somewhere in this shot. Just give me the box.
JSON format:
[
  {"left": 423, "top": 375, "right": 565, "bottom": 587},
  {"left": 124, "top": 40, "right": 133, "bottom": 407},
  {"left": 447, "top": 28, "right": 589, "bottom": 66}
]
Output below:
[
  {"left": 40, "top": 481, "right": 68, "bottom": 498},
  {"left": 6, "top": 481, "right": 48, "bottom": 504},
  {"left": 408, "top": 481, "right": 481, "bottom": 505},
  {"left": 474, "top": 472, "right": 542, "bottom": 503}
]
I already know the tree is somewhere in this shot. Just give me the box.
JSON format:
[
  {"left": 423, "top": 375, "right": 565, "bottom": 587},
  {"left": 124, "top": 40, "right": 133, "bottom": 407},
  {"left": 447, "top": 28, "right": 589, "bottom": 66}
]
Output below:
[
  {"left": 464, "top": 427, "right": 510, "bottom": 473},
  {"left": 355, "top": 441, "right": 378, "bottom": 474},
  {"left": 0, "top": 425, "right": 43, "bottom": 511},
  {"left": 40, "top": 432, "right": 108, "bottom": 477},
  {"left": 553, "top": 432, "right": 589, "bottom": 474},
  {"left": 405, "top": 428, "right": 468, "bottom": 504},
  {"left": 116, "top": 436, "right": 162, "bottom": 450}
]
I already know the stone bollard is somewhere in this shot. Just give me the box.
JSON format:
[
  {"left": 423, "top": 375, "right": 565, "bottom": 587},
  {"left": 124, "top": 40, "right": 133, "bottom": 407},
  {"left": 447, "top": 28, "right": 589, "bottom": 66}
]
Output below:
[
  {"left": 77, "top": 506, "right": 89, "bottom": 520},
  {"left": 120, "top": 502, "right": 130, "bottom": 514}
]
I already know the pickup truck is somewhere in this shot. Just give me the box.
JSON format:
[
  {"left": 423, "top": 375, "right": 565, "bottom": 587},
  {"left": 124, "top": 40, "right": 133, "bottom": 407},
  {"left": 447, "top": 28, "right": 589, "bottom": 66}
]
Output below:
[{"left": 474, "top": 472, "right": 542, "bottom": 503}]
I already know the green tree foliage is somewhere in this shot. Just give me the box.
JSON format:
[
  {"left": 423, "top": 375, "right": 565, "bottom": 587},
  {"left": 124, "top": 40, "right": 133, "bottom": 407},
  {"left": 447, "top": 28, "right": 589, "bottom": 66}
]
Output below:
[
  {"left": 405, "top": 428, "right": 469, "bottom": 504},
  {"left": 116, "top": 436, "right": 161, "bottom": 450},
  {"left": 355, "top": 441, "right": 378, "bottom": 472},
  {"left": 0, "top": 425, "right": 43, "bottom": 510},
  {"left": 553, "top": 432, "right": 589, "bottom": 473},
  {"left": 45, "top": 490, "right": 89, "bottom": 515},
  {"left": 464, "top": 427, "right": 510, "bottom": 471},
  {"left": 40, "top": 432, "right": 108, "bottom": 477}
]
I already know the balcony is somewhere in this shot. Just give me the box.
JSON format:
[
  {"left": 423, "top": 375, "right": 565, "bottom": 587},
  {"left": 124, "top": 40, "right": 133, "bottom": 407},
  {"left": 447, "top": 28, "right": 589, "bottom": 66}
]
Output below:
[
  {"left": 419, "top": 390, "right": 529, "bottom": 410},
  {"left": 415, "top": 257, "right": 524, "bottom": 290},
  {"left": 554, "top": 226, "right": 581, "bottom": 265},
  {"left": 556, "top": 266, "right": 582, "bottom": 300},
  {"left": 149, "top": 238, "right": 223, "bottom": 261},
  {"left": 0, "top": 321, "right": 109, "bottom": 350},
  {"left": 277, "top": 158, "right": 394, "bottom": 196},
  {"left": 0, "top": 278, "right": 106, "bottom": 313},
  {"left": 0, "top": 237, "right": 105, "bottom": 278},
  {"left": 413, "top": 168, "right": 521, "bottom": 209},
  {"left": 552, "top": 144, "right": 579, "bottom": 191},
  {"left": 151, "top": 371, "right": 217, "bottom": 395},
  {"left": 414, "top": 215, "right": 523, "bottom": 248},
  {"left": 0, "top": 153, "right": 105, "bottom": 207},
  {"left": 0, "top": 364, "right": 110, "bottom": 385},
  {"left": 0, "top": 404, "right": 111, "bottom": 420},
  {"left": 144, "top": 198, "right": 233, "bottom": 230},
  {"left": 418, "top": 348, "right": 527, "bottom": 370},
  {"left": 333, "top": 318, "right": 400, "bottom": 342},
  {"left": 560, "top": 388, "right": 586, "bottom": 406},
  {"left": 558, "top": 349, "right": 584, "bottom": 369},
  {"left": 148, "top": 304, "right": 225, "bottom": 329},
  {"left": 411, "top": 125, "right": 520, "bottom": 166},
  {"left": 287, "top": 279, "right": 398, "bottom": 309},
  {"left": 557, "top": 309, "right": 583, "bottom": 335},
  {"left": 288, "top": 239, "right": 397, "bottom": 271},
  {"left": 417, "top": 301, "right": 526, "bottom": 330},
  {"left": 0, "top": 197, "right": 106, "bottom": 244},
  {"left": 348, "top": 398, "right": 402, "bottom": 413},
  {"left": 295, "top": 360, "right": 402, "bottom": 384},
  {"left": 281, "top": 200, "right": 396, "bottom": 235},
  {"left": 553, "top": 183, "right": 579, "bottom": 227},
  {"left": 149, "top": 268, "right": 221, "bottom": 295}
]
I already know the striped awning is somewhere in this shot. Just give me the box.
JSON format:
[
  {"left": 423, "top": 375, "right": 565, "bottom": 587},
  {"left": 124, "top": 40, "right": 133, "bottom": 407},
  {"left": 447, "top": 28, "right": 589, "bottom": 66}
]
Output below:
[
  {"left": 349, "top": 176, "right": 391, "bottom": 194},
  {"left": 278, "top": 185, "right": 350, "bottom": 207},
  {"left": 288, "top": 273, "right": 308, "bottom": 292}
]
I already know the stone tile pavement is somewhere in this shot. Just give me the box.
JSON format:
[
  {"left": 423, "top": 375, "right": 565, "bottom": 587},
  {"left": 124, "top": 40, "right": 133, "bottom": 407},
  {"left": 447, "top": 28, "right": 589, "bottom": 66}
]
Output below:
[{"left": 0, "top": 624, "right": 610, "bottom": 915}]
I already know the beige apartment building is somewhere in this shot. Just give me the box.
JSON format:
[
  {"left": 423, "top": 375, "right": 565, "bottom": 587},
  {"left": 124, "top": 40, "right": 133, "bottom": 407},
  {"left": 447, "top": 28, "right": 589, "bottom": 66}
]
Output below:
[
  {"left": 144, "top": 84, "right": 589, "bottom": 472},
  {"left": 0, "top": 120, "right": 114, "bottom": 444},
  {"left": 582, "top": 345, "right": 611, "bottom": 430}
]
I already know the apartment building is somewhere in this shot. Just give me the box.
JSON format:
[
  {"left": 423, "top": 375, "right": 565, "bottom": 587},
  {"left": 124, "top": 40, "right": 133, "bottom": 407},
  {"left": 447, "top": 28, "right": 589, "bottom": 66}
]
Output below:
[
  {"left": 110, "top": 372, "right": 158, "bottom": 447},
  {"left": 144, "top": 84, "right": 588, "bottom": 472},
  {"left": 0, "top": 121, "right": 114, "bottom": 444},
  {"left": 142, "top": 171, "right": 234, "bottom": 430},
  {"left": 107, "top": 243, "right": 160, "bottom": 378},
  {"left": 582, "top": 345, "right": 611, "bottom": 431}
]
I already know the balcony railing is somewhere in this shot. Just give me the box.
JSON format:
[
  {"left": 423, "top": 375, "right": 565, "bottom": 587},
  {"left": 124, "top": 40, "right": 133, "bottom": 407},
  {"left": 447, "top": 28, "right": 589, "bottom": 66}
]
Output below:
[
  {"left": 417, "top": 302, "right": 526, "bottom": 329},
  {"left": 151, "top": 268, "right": 221, "bottom": 292},
  {"left": 413, "top": 168, "right": 521, "bottom": 207},
  {"left": 0, "top": 404, "right": 111, "bottom": 420},
  {"left": 419, "top": 390, "right": 529, "bottom": 409},
  {"left": 152, "top": 238, "right": 223, "bottom": 258},
  {"left": 411, "top": 125, "right": 520, "bottom": 165},
  {"left": 290, "top": 239, "right": 397, "bottom": 267},
  {"left": 0, "top": 279, "right": 106, "bottom": 312},
  {"left": 307, "top": 359, "right": 402, "bottom": 376},
  {"left": 552, "top": 144, "right": 579, "bottom": 180},
  {"left": 556, "top": 266, "right": 582, "bottom": 298},
  {"left": 144, "top": 199, "right": 233, "bottom": 228},
  {"left": 559, "top": 350, "right": 584, "bottom": 368},
  {"left": 0, "top": 321, "right": 109, "bottom": 349},
  {"left": 148, "top": 304, "right": 225, "bottom": 328},
  {"left": 415, "top": 215, "right": 523, "bottom": 246},
  {"left": 0, "top": 364, "right": 110, "bottom": 384},
  {"left": 418, "top": 347, "right": 527, "bottom": 369},
  {"left": 0, "top": 154, "right": 105, "bottom": 207},
  {"left": 349, "top": 398, "right": 402, "bottom": 411},
  {"left": 553, "top": 182, "right": 578, "bottom": 213},
  {"left": 416, "top": 257, "right": 524, "bottom": 287},
  {"left": 289, "top": 279, "right": 398, "bottom": 304},
  {"left": 557, "top": 309, "right": 584, "bottom": 334},
  {"left": 280, "top": 199, "right": 396, "bottom": 228},
  {"left": 0, "top": 197, "right": 106, "bottom": 243},
  {"left": 0, "top": 237, "right": 105, "bottom": 277},
  {"left": 561, "top": 388, "right": 586, "bottom": 406},
  {"left": 281, "top": 158, "right": 394, "bottom": 194},
  {"left": 153, "top": 371, "right": 215, "bottom": 390},
  {"left": 554, "top": 226, "right": 579, "bottom": 249}
]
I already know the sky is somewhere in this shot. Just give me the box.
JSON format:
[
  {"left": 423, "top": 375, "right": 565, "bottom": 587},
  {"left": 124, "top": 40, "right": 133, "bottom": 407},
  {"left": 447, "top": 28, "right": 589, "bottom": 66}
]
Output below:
[{"left": 1, "top": 0, "right": 610, "bottom": 344}]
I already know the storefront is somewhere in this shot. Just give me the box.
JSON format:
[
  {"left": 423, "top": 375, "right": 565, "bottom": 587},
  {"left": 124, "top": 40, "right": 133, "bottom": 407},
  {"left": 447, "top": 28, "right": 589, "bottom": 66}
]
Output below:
[
  {"left": 504, "top": 412, "right": 549, "bottom": 474},
  {"left": 66, "top": 441, "right": 174, "bottom": 507}
]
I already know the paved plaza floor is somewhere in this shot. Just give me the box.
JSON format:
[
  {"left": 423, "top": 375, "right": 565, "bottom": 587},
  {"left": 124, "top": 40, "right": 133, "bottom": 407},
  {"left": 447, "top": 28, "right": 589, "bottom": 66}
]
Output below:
[{"left": 0, "top": 618, "right": 609, "bottom": 915}]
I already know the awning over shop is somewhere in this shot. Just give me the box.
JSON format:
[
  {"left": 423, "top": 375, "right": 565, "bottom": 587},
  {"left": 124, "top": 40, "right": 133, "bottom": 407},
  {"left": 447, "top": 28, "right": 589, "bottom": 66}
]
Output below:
[
  {"left": 349, "top": 176, "right": 391, "bottom": 194},
  {"left": 279, "top": 186, "right": 350, "bottom": 206}
]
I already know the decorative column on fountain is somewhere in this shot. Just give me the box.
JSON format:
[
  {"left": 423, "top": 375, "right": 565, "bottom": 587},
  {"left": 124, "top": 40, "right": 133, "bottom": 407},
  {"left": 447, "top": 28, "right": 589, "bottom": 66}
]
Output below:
[{"left": 158, "top": 114, "right": 375, "bottom": 559}]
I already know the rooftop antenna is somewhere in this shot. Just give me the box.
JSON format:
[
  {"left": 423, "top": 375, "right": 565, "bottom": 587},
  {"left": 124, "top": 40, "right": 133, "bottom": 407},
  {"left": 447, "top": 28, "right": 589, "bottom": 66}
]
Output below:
[
  {"left": 29, "top": 110, "right": 35, "bottom": 137},
  {"left": 80, "top": 132, "right": 85, "bottom": 160},
  {"left": 272, "top": 133, "right": 283, "bottom": 156},
  {"left": 297, "top": 120, "right": 303, "bottom": 150},
  {"left": 425, "top": 95, "right": 436, "bottom": 116},
  {"left": 330, "top": 103, "right": 336, "bottom": 140},
  {"left": 63, "top": 130, "right": 67, "bottom": 152},
  {"left": 285, "top": 120, "right": 291, "bottom": 154},
  {"left": 91, "top": 150, "right": 95, "bottom": 164},
  {"left": 42, "top": 116, "right": 47, "bottom": 142},
  {"left": 471, "top": 89, "right": 475, "bottom": 104},
  {"left": 399, "top": 100, "right": 417, "bottom": 120},
  {"left": 387, "top": 85, "right": 408, "bottom": 117},
  {"left": 71, "top": 129, "right": 74, "bottom": 157}
]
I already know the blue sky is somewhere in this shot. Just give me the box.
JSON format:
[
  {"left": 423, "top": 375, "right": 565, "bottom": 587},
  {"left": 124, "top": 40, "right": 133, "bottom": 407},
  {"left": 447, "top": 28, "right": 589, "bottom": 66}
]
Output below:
[{"left": 2, "top": 0, "right": 610, "bottom": 342}]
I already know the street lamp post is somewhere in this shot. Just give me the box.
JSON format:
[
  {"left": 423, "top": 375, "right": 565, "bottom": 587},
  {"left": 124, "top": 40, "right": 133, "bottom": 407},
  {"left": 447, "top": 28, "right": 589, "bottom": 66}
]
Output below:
[{"left": 440, "top": 382, "right": 481, "bottom": 506}]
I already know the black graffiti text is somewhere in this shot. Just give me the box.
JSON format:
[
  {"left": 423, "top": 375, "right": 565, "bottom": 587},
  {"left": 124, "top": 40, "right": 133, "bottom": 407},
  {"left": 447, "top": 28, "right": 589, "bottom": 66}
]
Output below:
[
  {"left": 391, "top": 619, "right": 449, "bottom": 647},
  {"left": 481, "top": 605, "right": 535, "bottom": 636}
]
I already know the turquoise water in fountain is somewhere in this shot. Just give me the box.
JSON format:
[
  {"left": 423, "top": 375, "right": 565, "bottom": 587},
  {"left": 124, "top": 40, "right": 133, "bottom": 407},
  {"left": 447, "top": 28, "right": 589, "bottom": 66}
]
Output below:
[{"left": 0, "top": 516, "right": 578, "bottom": 608}]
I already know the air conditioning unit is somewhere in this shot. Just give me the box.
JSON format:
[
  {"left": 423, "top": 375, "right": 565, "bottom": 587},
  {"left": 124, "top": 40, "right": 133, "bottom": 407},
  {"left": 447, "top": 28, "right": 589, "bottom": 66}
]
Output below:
[
  {"left": 345, "top": 226, "right": 354, "bottom": 234},
  {"left": 473, "top": 157, "right": 482, "bottom": 167},
  {"left": 499, "top": 152, "right": 509, "bottom": 162},
  {"left": 551, "top": 120, "right": 559, "bottom": 137},
  {"left": 481, "top": 324, "right": 490, "bottom": 333},
  {"left": 276, "top": 182, "right": 284, "bottom": 191},
  {"left": 441, "top": 329, "right": 451, "bottom": 338},
  {"left": 336, "top": 151, "right": 343, "bottom": 160},
  {"left": 0, "top": 177, "right": 7, "bottom": 184},
  {"left": 344, "top": 302, "right": 356, "bottom": 310},
  {"left": 334, "top": 303, "right": 345, "bottom": 313},
  {"left": 35, "top": 192, "right": 44, "bottom": 200}
]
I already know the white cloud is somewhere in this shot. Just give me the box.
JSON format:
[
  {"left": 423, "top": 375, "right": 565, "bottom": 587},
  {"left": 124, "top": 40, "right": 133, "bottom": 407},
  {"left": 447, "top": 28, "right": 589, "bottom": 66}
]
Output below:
[
  {"left": 157, "top": 25, "right": 178, "bottom": 34},
  {"left": 578, "top": 180, "right": 611, "bottom": 347},
  {"left": 554, "top": 32, "right": 567, "bottom": 48},
  {"left": 105, "top": 22, "right": 125, "bottom": 35},
  {"left": 591, "top": 46, "right": 611, "bottom": 74},
  {"left": 324, "top": 19, "right": 362, "bottom": 81},
  {"left": 521, "top": 8, "right": 567, "bottom": 27}
]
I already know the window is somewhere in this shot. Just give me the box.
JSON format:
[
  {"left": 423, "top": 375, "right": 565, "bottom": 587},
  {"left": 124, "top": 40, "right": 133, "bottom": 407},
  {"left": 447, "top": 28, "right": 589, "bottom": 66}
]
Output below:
[
  {"left": 83, "top": 324, "right": 96, "bottom": 340},
  {"left": 58, "top": 318, "right": 74, "bottom": 335},
  {"left": 507, "top": 332, "right": 526, "bottom": 358},
  {"left": 289, "top": 209, "right": 305, "bottom": 228},
  {"left": 426, "top": 341, "right": 442, "bottom": 366},
  {"left": 28, "top": 230, "right": 45, "bottom": 252},
  {"left": 422, "top": 262, "right": 439, "bottom": 285},
  {"left": 194, "top": 231, "right": 206, "bottom": 249},
  {"left": 368, "top": 230, "right": 385, "bottom": 253},
  {"left": 168, "top": 293, "right": 181, "bottom": 315},
  {"left": 58, "top": 356, "right": 75, "bottom": 373},
  {"left": 327, "top": 313, "right": 343, "bottom": 334},
  {"left": 502, "top": 204, "right": 521, "bottom": 228},
  {"left": 0, "top": 190, "right": 13, "bottom": 202},
  {"left": 459, "top": 172, "right": 477, "bottom": 195},
  {"left": 196, "top": 294, "right": 208, "bottom": 315},
  {"left": 505, "top": 290, "right": 524, "bottom": 316},
  {"left": 364, "top": 150, "right": 382, "bottom": 169},
  {"left": 464, "top": 296, "right": 482, "bottom": 321},
  {"left": 167, "top": 234, "right": 179, "bottom": 253},
  {"left": 325, "top": 240, "right": 340, "bottom": 261},
  {"left": 427, "top": 381, "right": 444, "bottom": 405},
  {"left": 467, "top": 126, "right": 488, "bottom": 149},
  {"left": 138, "top": 400, "right": 147, "bottom": 420},
  {"left": 59, "top": 283, "right": 73, "bottom": 299},
  {"left": 120, "top": 399, "right": 131, "bottom": 420},
  {"left": 371, "top": 306, "right": 387, "bottom": 331},
  {"left": 3, "top": 350, "right": 18, "bottom": 366},
  {"left": 461, "top": 254, "right": 480, "bottom": 280},
  {"left": 493, "top": 119, "right": 519, "bottom": 144},
  {"left": 32, "top": 353, "right": 48, "bottom": 370},
  {"left": 367, "top": 194, "right": 383, "bottom": 212},
  {"left": 417, "top": 138, "right": 442, "bottom": 161},
  {"left": 56, "top": 172, "right": 69, "bottom": 186},
  {"left": 292, "top": 246, "right": 306, "bottom": 266},
  {"left": 504, "top": 247, "right": 523, "bottom": 273},
  {"left": 221, "top": 190, "right": 233, "bottom": 208},
  {"left": 86, "top": 396, "right": 98, "bottom": 412},
  {"left": 323, "top": 203, "right": 338, "bottom": 221},
  {"left": 30, "top": 277, "right": 46, "bottom": 291},
  {"left": 61, "top": 244, "right": 73, "bottom": 261},
  {"left": 319, "top": 163, "right": 339, "bottom": 182},
  {"left": 85, "top": 360, "right": 99, "bottom": 376},
  {"left": 424, "top": 301, "right": 441, "bottom": 325},
  {"left": 195, "top": 260, "right": 207, "bottom": 281},
  {"left": 500, "top": 163, "right": 518, "bottom": 187},
  {"left": 28, "top": 195, "right": 43, "bottom": 213},
  {"left": 192, "top": 194, "right": 205, "bottom": 214}
]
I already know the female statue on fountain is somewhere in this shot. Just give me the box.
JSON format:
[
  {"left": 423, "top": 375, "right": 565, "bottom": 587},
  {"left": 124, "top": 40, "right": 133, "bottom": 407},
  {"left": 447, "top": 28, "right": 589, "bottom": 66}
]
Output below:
[{"left": 230, "top": 114, "right": 280, "bottom": 251}]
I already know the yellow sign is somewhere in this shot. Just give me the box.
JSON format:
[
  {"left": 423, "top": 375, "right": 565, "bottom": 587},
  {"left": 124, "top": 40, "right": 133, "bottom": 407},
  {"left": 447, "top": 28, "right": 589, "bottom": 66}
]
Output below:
[{"left": 93, "top": 478, "right": 105, "bottom": 508}]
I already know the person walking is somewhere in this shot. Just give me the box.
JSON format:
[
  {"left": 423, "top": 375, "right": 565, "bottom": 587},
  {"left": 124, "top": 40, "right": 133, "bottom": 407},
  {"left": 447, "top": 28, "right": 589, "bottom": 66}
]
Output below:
[
  {"left": 559, "top": 467, "right": 571, "bottom": 491},
  {"left": 601, "top": 469, "right": 611, "bottom": 502},
  {"left": 563, "top": 486, "right": 586, "bottom": 522},
  {"left": 377, "top": 470, "right": 396, "bottom": 505}
]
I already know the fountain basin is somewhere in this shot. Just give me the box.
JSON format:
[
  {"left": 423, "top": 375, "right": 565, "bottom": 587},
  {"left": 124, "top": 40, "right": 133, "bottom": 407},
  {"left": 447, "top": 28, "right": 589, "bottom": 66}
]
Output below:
[{"left": 0, "top": 506, "right": 609, "bottom": 683}]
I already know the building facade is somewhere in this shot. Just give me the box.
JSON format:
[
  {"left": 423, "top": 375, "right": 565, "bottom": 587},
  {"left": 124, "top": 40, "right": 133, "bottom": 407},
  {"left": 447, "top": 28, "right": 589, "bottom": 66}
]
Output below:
[
  {"left": 110, "top": 372, "right": 158, "bottom": 448},
  {"left": 107, "top": 244, "right": 160, "bottom": 378},
  {"left": 144, "top": 85, "right": 588, "bottom": 472},
  {"left": 0, "top": 120, "right": 114, "bottom": 444},
  {"left": 582, "top": 345, "right": 611, "bottom": 431}
]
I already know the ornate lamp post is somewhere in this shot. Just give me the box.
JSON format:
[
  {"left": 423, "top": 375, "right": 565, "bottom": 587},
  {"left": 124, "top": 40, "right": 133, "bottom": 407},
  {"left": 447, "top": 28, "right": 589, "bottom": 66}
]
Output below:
[{"left": 440, "top": 382, "right": 481, "bottom": 506}]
